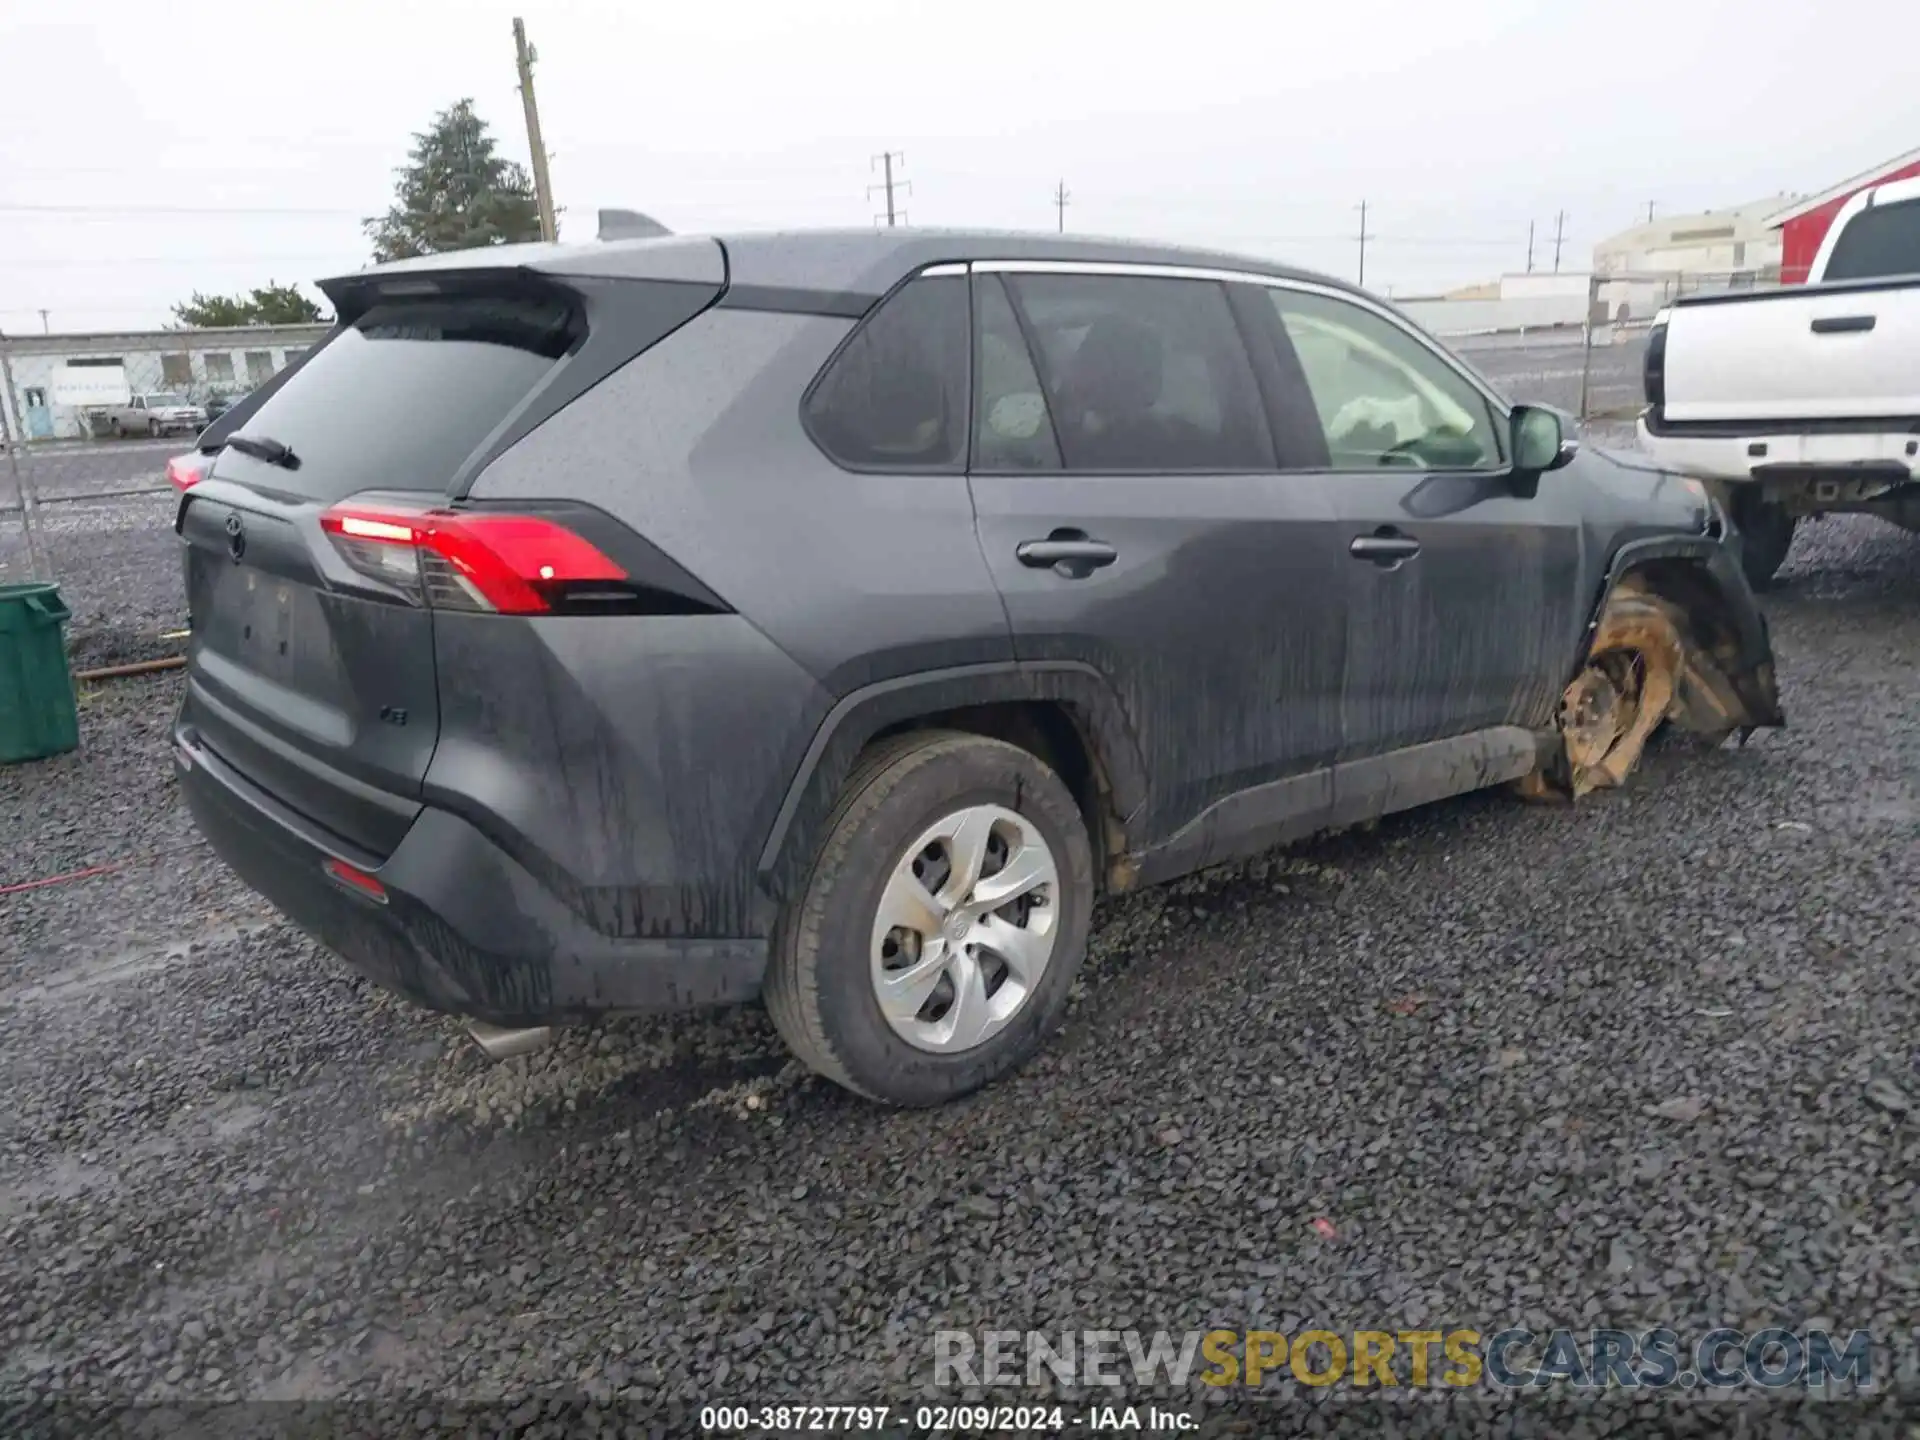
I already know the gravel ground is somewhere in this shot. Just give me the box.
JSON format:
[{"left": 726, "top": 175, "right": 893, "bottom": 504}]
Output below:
[
  {"left": 4, "top": 371, "right": 1919, "bottom": 1433},
  {"left": 0, "top": 490, "right": 180, "bottom": 671}
]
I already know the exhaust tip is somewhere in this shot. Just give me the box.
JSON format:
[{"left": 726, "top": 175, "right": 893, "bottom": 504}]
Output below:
[{"left": 466, "top": 1020, "right": 553, "bottom": 1061}]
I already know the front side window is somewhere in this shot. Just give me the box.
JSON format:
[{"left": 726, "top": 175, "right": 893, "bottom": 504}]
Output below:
[
  {"left": 1268, "top": 289, "right": 1501, "bottom": 471},
  {"left": 1002, "top": 273, "right": 1275, "bottom": 472},
  {"left": 804, "top": 274, "right": 968, "bottom": 471}
]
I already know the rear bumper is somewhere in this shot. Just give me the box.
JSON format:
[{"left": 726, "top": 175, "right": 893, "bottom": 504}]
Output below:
[
  {"left": 1637, "top": 413, "right": 1920, "bottom": 487},
  {"left": 176, "top": 725, "right": 767, "bottom": 1027}
]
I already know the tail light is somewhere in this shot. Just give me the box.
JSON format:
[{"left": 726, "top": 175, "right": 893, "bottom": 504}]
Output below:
[
  {"left": 168, "top": 452, "right": 212, "bottom": 491},
  {"left": 1643, "top": 321, "right": 1667, "bottom": 410},
  {"left": 318, "top": 499, "right": 628, "bottom": 615},
  {"left": 323, "top": 857, "right": 388, "bottom": 903}
]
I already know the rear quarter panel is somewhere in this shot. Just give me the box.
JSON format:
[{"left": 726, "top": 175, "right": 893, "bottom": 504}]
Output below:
[{"left": 460, "top": 305, "right": 1015, "bottom": 936}]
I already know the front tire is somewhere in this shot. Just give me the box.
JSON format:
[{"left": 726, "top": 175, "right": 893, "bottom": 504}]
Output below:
[
  {"left": 1731, "top": 492, "right": 1796, "bottom": 591},
  {"left": 766, "top": 731, "right": 1095, "bottom": 1107}
]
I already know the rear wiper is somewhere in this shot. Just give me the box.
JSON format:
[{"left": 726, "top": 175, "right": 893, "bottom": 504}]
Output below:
[{"left": 221, "top": 434, "right": 301, "bottom": 470}]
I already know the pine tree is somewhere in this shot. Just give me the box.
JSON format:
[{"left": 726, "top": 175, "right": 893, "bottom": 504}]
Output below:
[
  {"left": 171, "top": 283, "right": 324, "bottom": 328},
  {"left": 364, "top": 100, "right": 543, "bottom": 263}
]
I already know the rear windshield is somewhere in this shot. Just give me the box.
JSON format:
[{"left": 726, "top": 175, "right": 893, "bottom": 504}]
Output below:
[
  {"left": 1823, "top": 197, "right": 1920, "bottom": 282},
  {"left": 213, "top": 293, "right": 578, "bottom": 500}
]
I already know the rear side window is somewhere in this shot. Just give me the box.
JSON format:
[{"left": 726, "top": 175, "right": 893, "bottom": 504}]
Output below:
[
  {"left": 804, "top": 275, "right": 968, "bottom": 471},
  {"left": 1823, "top": 198, "right": 1920, "bottom": 281},
  {"left": 215, "top": 293, "right": 578, "bottom": 501},
  {"left": 1002, "top": 274, "right": 1275, "bottom": 472}
]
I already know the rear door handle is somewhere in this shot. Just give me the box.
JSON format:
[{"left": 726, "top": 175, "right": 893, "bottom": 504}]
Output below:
[
  {"left": 1349, "top": 531, "right": 1422, "bottom": 566},
  {"left": 1810, "top": 314, "right": 1876, "bottom": 334},
  {"left": 1016, "top": 531, "right": 1118, "bottom": 576}
]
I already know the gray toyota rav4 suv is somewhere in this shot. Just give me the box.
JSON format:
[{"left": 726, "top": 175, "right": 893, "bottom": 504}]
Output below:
[{"left": 171, "top": 229, "right": 1783, "bottom": 1107}]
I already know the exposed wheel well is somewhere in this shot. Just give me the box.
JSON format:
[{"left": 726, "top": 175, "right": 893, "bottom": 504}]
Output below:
[
  {"left": 1610, "top": 557, "right": 1740, "bottom": 654},
  {"left": 868, "top": 701, "right": 1131, "bottom": 892}
]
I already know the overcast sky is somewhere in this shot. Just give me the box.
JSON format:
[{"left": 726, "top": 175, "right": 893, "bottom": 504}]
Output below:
[{"left": 0, "top": 0, "right": 1911, "bottom": 334}]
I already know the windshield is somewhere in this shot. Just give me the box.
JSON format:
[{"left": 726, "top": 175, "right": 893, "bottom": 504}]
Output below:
[{"left": 147, "top": 394, "right": 188, "bottom": 407}]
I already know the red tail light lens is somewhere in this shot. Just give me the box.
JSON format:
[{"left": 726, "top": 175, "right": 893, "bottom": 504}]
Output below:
[
  {"left": 318, "top": 500, "right": 627, "bottom": 614},
  {"left": 323, "top": 857, "right": 388, "bottom": 903},
  {"left": 167, "top": 452, "right": 211, "bottom": 491}
]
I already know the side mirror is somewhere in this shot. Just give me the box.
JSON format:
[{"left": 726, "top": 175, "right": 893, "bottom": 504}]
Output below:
[{"left": 1512, "top": 405, "right": 1576, "bottom": 476}]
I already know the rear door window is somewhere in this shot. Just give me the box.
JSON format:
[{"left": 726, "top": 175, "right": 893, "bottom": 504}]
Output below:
[
  {"left": 804, "top": 274, "right": 969, "bottom": 471},
  {"left": 1000, "top": 273, "right": 1276, "bottom": 472},
  {"left": 211, "top": 293, "right": 580, "bottom": 501},
  {"left": 973, "top": 275, "right": 1062, "bottom": 472},
  {"left": 1823, "top": 197, "right": 1920, "bottom": 281}
]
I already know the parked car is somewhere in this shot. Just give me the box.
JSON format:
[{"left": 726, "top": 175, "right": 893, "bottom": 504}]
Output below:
[
  {"left": 1638, "top": 173, "right": 1920, "bottom": 588},
  {"left": 104, "top": 392, "right": 206, "bottom": 438},
  {"left": 172, "top": 230, "right": 1783, "bottom": 1107}
]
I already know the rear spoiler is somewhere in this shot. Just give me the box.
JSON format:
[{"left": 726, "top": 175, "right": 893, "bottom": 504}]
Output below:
[{"left": 313, "top": 213, "right": 692, "bottom": 325}]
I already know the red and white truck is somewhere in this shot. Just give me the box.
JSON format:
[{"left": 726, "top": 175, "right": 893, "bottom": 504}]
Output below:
[{"left": 1638, "top": 174, "right": 1920, "bottom": 587}]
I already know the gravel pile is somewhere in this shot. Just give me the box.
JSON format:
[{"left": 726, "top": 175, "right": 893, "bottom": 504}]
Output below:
[{"left": 2, "top": 505, "right": 1917, "bottom": 1432}]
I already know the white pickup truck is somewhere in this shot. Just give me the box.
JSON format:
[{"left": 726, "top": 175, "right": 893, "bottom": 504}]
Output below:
[
  {"left": 1637, "top": 174, "right": 1920, "bottom": 587},
  {"left": 102, "top": 392, "right": 207, "bottom": 439}
]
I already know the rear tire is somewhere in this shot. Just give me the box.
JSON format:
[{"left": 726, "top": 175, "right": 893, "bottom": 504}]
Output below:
[
  {"left": 109, "top": 419, "right": 123, "bottom": 438},
  {"left": 1731, "top": 492, "right": 1796, "bottom": 591},
  {"left": 765, "top": 730, "right": 1095, "bottom": 1107}
]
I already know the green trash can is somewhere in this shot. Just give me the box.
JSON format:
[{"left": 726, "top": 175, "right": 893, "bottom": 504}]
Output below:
[{"left": 0, "top": 582, "right": 80, "bottom": 765}]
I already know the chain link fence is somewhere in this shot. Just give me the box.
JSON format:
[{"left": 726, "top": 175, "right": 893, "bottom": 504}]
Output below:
[
  {"left": 1410, "top": 267, "right": 1786, "bottom": 430},
  {"left": 0, "top": 325, "right": 325, "bottom": 666}
]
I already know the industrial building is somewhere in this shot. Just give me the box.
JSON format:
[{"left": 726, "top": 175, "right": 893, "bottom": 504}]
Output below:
[
  {"left": 0, "top": 323, "right": 330, "bottom": 441},
  {"left": 1590, "top": 196, "right": 1792, "bottom": 286}
]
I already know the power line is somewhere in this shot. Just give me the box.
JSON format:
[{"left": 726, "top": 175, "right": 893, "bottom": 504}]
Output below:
[
  {"left": 868, "top": 152, "right": 908, "bottom": 228},
  {"left": 5, "top": 254, "right": 359, "bottom": 268},
  {"left": 0, "top": 203, "right": 363, "bottom": 218},
  {"left": 1054, "top": 180, "right": 1071, "bottom": 233}
]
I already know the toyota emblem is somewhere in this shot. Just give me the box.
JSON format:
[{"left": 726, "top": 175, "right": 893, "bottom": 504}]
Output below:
[{"left": 224, "top": 511, "right": 246, "bottom": 562}]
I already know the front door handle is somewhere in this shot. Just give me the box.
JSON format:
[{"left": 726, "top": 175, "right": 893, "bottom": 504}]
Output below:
[
  {"left": 1810, "top": 314, "right": 1875, "bottom": 334},
  {"left": 1349, "top": 529, "right": 1422, "bottom": 566},
  {"left": 1016, "top": 530, "right": 1118, "bottom": 577}
]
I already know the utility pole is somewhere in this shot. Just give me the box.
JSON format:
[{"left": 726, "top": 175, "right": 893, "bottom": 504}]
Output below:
[
  {"left": 869, "top": 152, "right": 908, "bottom": 227},
  {"left": 1053, "top": 179, "right": 1071, "bottom": 233},
  {"left": 1552, "top": 210, "right": 1567, "bottom": 273},
  {"left": 1526, "top": 221, "right": 1535, "bottom": 274},
  {"left": 513, "top": 18, "right": 558, "bottom": 243},
  {"left": 1646, "top": 201, "right": 1656, "bottom": 223},
  {"left": 1355, "top": 200, "right": 1372, "bottom": 289},
  {"left": 37, "top": 310, "right": 48, "bottom": 335}
]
